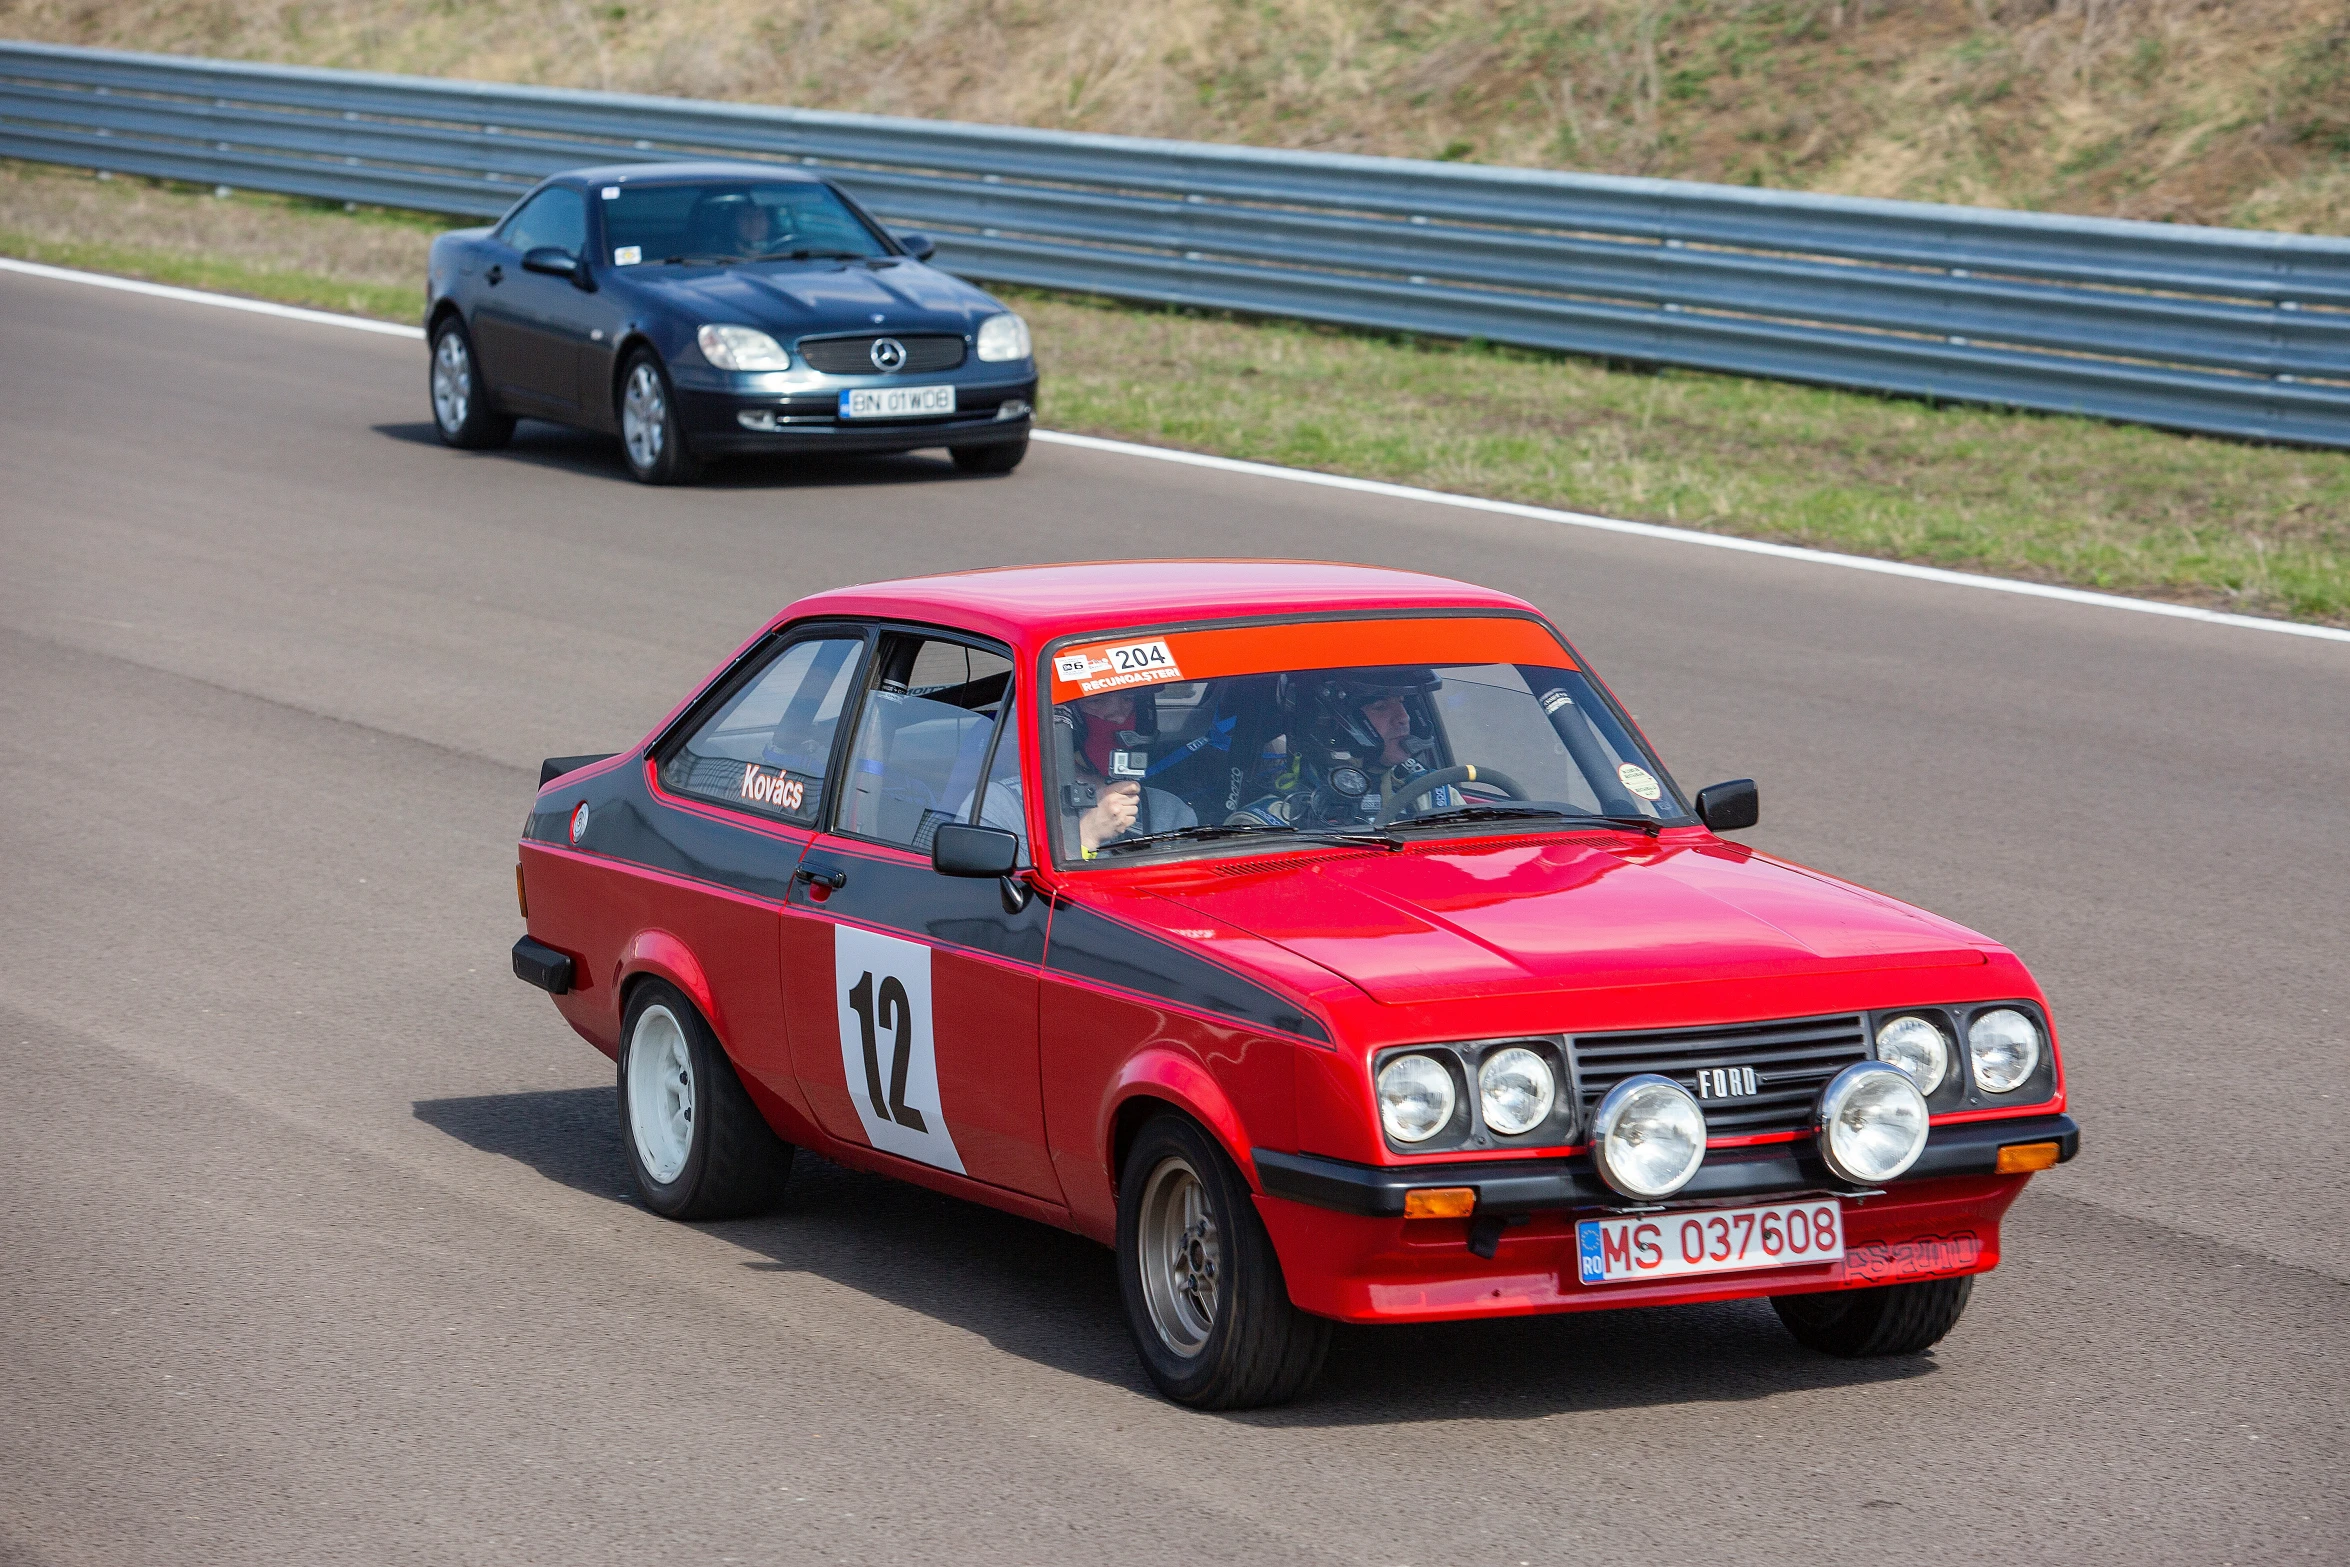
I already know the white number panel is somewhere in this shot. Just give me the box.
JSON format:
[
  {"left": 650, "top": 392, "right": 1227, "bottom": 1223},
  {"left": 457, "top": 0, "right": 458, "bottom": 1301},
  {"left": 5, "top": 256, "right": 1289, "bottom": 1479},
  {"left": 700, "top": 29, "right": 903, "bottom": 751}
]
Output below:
[{"left": 833, "top": 925, "right": 964, "bottom": 1174}]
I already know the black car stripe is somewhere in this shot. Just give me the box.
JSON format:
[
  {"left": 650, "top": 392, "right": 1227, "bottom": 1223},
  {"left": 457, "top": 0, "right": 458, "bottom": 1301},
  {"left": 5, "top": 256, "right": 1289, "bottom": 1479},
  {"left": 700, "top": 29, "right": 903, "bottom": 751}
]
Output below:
[
  {"left": 1042, "top": 901, "right": 1330, "bottom": 1043},
  {"left": 532, "top": 761, "right": 804, "bottom": 902},
  {"left": 792, "top": 841, "right": 1049, "bottom": 966},
  {"left": 530, "top": 763, "right": 1327, "bottom": 1041}
]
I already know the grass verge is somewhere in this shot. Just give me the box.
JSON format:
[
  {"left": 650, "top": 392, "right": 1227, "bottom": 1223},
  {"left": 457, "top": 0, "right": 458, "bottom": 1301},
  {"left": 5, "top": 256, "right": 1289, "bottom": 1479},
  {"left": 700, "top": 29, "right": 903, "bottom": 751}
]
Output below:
[{"left": 6, "top": 159, "right": 2344, "bottom": 626}]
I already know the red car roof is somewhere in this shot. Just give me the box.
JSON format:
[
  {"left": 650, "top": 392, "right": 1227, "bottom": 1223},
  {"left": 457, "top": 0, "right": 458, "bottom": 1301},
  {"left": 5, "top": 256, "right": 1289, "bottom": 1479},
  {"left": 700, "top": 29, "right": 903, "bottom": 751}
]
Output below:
[{"left": 776, "top": 560, "right": 1545, "bottom": 650}]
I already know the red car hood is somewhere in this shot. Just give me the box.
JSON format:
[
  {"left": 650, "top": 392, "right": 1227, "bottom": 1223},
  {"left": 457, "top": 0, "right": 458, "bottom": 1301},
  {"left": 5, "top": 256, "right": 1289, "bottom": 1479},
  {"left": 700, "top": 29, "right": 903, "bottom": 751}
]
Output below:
[{"left": 1143, "top": 835, "right": 1989, "bottom": 1005}]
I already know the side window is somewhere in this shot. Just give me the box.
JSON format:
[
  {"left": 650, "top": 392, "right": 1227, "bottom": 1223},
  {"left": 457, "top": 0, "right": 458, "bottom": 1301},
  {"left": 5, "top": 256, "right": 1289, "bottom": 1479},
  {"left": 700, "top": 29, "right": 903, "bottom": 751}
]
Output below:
[
  {"left": 836, "top": 636, "right": 1013, "bottom": 851},
  {"left": 658, "top": 637, "right": 864, "bottom": 826},
  {"left": 500, "top": 187, "right": 589, "bottom": 257}
]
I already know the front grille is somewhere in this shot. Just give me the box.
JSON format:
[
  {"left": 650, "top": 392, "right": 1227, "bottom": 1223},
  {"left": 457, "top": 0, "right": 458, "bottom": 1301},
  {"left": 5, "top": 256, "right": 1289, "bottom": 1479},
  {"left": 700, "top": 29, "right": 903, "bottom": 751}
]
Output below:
[
  {"left": 1570, "top": 1013, "right": 1869, "bottom": 1137},
  {"left": 797, "top": 334, "right": 966, "bottom": 374}
]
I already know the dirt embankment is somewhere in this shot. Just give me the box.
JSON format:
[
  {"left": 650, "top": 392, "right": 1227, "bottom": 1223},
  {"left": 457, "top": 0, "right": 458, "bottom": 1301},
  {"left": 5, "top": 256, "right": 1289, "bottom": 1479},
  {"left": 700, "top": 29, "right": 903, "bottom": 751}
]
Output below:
[{"left": 3, "top": 0, "right": 2343, "bottom": 231}]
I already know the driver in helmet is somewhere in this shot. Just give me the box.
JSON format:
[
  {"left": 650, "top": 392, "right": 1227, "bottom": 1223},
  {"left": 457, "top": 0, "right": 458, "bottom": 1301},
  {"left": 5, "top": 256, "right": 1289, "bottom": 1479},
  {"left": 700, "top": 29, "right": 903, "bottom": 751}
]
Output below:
[{"left": 1229, "top": 668, "right": 1458, "bottom": 829}]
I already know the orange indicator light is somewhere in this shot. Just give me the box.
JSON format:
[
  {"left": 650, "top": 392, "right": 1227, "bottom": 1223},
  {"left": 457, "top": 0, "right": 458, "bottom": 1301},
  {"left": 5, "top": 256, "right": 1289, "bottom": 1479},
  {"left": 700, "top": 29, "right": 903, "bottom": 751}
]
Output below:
[
  {"left": 1403, "top": 1187, "right": 1477, "bottom": 1220},
  {"left": 515, "top": 863, "right": 529, "bottom": 919},
  {"left": 1996, "top": 1141, "right": 2059, "bottom": 1174}
]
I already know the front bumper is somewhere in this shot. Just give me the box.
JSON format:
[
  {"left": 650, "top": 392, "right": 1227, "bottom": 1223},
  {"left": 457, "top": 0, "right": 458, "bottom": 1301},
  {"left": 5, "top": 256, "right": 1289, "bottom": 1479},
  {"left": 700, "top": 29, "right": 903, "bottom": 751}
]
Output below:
[
  {"left": 674, "top": 368, "right": 1039, "bottom": 457},
  {"left": 1251, "top": 1114, "right": 2075, "bottom": 1324}
]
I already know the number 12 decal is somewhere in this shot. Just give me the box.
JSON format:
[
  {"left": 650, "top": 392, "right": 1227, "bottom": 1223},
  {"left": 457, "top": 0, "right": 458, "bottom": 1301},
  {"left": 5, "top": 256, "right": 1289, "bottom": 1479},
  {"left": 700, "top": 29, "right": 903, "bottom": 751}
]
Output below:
[{"left": 832, "top": 926, "right": 963, "bottom": 1174}]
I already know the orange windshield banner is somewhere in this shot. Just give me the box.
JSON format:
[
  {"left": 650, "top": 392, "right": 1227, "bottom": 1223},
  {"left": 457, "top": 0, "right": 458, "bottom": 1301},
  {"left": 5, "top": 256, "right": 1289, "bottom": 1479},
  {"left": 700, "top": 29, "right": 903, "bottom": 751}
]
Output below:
[{"left": 1047, "top": 615, "right": 1573, "bottom": 702}]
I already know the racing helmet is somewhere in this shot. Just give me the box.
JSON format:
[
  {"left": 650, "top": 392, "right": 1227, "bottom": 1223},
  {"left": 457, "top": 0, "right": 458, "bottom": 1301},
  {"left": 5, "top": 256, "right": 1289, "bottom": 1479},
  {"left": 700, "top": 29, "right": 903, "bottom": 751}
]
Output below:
[{"left": 1280, "top": 667, "right": 1440, "bottom": 756}]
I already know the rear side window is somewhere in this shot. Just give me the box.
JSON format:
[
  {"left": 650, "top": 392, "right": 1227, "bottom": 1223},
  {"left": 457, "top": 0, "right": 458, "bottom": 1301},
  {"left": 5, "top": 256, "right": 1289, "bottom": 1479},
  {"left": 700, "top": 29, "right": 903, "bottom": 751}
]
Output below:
[
  {"left": 659, "top": 637, "right": 864, "bottom": 826},
  {"left": 836, "top": 636, "right": 1014, "bottom": 851},
  {"left": 500, "top": 187, "right": 588, "bottom": 256}
]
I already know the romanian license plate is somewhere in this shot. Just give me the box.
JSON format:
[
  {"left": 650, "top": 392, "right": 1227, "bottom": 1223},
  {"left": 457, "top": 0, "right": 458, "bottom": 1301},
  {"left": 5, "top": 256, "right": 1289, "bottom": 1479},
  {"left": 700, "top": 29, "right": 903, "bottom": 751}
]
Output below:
[
  {"left": 1576, "top": 1198, "right": 1844, "bottom": 1286},
  {"left": 840, "top": 385, "right": 955, "bottom": 419}
]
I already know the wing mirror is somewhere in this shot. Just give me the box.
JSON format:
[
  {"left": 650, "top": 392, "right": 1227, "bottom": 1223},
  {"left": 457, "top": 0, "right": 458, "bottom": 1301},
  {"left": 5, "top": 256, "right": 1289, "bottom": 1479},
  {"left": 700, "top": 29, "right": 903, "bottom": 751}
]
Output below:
[
  {"left": 933, "top": 822, "right": 1019, "bottom": 878},
  {"left": 894, "top": 230, "right": 938, "bottom": 262},
  {"left": 932, "top": 822, "right": 1032, "bottom": 913},
  {"left": 520, "top": 246, "right": 593, "bottom": 289},
  {"left": 1695, "top": 778, "right": 1759, "bottom": 832}
]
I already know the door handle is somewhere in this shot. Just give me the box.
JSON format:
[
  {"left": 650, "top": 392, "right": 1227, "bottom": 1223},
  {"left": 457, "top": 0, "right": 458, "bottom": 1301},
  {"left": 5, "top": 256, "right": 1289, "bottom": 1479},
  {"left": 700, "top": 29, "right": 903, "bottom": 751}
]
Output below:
[
  {"left": 795, "top": 862, "right": 847, "bottom": 891},
  {"left": 486, "top": 263, "right": 504, "bottom": 285}
]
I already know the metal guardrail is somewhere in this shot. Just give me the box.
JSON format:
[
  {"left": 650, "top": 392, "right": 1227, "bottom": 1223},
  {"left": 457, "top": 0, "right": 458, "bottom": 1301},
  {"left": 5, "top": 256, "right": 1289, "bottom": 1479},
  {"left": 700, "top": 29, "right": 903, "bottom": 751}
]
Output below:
[{"left": 4, "top": 40, "right": 2347, "bottom": 448}]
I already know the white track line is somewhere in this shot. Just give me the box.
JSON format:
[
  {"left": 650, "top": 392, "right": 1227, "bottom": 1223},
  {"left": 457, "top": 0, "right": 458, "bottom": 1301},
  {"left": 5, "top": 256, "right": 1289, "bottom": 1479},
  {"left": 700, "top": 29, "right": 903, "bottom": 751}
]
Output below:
[
  {"left": 10, "top": 254, "right": 2342, "bottom": 648},
  {"left": 0, "top": 256, "right": 424, "bottom": 338}
]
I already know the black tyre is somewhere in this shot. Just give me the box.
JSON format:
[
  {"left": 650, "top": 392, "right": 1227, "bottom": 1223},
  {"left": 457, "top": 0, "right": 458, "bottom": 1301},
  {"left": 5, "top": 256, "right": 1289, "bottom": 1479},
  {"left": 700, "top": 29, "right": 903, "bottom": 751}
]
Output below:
[
  {"left": 1116, "top": 1114, "right": 1331, "bottom": 1409},
  {"left": 949, "top": 437, "right": 1027, "bottom": 475},
  {"left": 1772, "top": 1276, "right": 1973, "bottom": 1357},
  {"left": 427, "top": 317, "right": 514, "bottom": 450},
  {"left": 618, "top": 349, "right": 702, "bottom": 485},
  {"left": 619, "top": 980, "right": 793, "bottom": 1219}
]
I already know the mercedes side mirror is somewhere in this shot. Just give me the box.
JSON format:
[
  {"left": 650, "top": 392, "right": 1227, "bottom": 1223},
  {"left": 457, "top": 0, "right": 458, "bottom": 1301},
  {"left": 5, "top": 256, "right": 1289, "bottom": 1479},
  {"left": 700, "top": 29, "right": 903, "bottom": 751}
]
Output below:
[
  {"left": 520, "top": 245, "right": 581, "bottom": 280},
  {"left": 1696, "top": 778, "right": 1759, "bottom": 832},
  {"left": 932, "top": 822, "right": 1019, "bottom": 878},
  {"left": 895, "top": 230, "right": 938, "bottom": 262}
]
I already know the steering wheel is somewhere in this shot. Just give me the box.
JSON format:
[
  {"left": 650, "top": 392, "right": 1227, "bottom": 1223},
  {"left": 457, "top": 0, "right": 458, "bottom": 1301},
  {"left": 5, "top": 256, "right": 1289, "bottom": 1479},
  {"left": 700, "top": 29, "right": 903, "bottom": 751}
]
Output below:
[{"left": 1374, "top": 763, "right": 1528, "bottom": 826}]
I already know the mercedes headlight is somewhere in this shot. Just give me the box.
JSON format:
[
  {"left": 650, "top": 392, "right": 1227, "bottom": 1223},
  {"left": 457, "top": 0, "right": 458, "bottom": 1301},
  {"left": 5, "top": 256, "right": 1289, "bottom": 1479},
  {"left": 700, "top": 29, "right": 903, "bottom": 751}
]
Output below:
[
  {"left": 1377, "top": 1054, "right": 1455, "bottom": 1144},
  {"left": 697, "top": 324, "right": 791, "bottom": 371},
  {"left": 975, "top": 312, "right": 1032, "bottom": 362},
  {"left": 1478, "top": 1047, "right": 1556, "bottom": 1137},
  {"left": 1817, "top": 1062, "right": 1929, "bottom": 1184},
  {"left": 1590, "top": 1074, "right": 1706, "bottom": 1199},
  {"left": 1874, "top": 1014, "right": 1950, "bottom": 1094},
  {"left": 1968, "top": 1008, "right": 2042, "bottom": 1094}
]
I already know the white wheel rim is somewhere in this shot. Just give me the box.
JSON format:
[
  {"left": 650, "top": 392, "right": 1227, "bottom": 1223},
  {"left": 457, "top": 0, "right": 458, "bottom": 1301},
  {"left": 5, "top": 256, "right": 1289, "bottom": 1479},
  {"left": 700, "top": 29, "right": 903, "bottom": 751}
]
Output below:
[
  {"left": 431, "top": 331, "right": 471, "bottom": 432},
  {"left": 622, "top": 363, "right": 666, "bottom": 469},
  {"left": 626, "top": 1004, "right": 695, "bottom": 1184},
  {"left": 1137, "top": 1155, "right": 1220, "bottom": 1357}
]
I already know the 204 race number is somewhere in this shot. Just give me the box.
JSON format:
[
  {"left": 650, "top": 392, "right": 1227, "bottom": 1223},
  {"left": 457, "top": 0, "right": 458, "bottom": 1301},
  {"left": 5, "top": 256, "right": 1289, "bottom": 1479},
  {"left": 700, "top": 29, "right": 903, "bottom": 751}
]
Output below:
[
  {"left": 832, "top": 926, "right": 963, "bottom": 1174},
  {"left": 1576, "top": 1198, "right": 1843, "bottom": 1286}
]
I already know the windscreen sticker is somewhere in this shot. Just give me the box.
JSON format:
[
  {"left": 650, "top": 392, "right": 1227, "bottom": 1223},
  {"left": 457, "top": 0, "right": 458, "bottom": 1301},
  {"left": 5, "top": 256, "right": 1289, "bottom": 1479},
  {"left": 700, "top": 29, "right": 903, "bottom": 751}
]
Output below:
[
  {"left": 739, "top": 764, "right": 806, "bottom": 813},
  {"left": 1054, "top": 637, "right": 1183, "bottom": 696},
  {"left": 1617, "top": 762, "right": 1663, "bottom": 801},
  {"left": 612, "top": 244, "right": 642, "bottom": 265},
  {"left": 1046, "top": 616, "right": 1575, "bottom": 703},
  {"left": 833, "top": 926, "right": 963, "bottom": 1175},
  {"left": 601, "top": 185, "right": 621, "bottom": 199}
]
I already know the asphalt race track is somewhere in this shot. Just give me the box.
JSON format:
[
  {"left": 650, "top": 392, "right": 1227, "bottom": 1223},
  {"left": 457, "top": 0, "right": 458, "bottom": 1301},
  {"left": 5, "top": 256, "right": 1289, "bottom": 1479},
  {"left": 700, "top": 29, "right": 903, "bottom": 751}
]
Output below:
[{"left": 3, "top": 266, "right": 2345, "bottom": 1566}]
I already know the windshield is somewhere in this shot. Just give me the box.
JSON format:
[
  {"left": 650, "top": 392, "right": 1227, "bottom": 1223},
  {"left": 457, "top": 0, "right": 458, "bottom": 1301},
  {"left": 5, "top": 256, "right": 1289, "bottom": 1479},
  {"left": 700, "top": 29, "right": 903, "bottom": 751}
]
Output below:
[
  {"left": 1041, "top": 615, "right": 1687, "bottom": 865},
  {"left": 599, "top": 180, "right": 889, "bottom": 266}
]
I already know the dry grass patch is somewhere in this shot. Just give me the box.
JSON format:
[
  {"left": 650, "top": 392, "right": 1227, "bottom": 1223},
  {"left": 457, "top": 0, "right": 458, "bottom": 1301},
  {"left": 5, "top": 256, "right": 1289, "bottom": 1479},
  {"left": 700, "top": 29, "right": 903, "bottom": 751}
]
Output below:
[{"left": 1, "top": 0, "right": 2344, "bottom": 229}]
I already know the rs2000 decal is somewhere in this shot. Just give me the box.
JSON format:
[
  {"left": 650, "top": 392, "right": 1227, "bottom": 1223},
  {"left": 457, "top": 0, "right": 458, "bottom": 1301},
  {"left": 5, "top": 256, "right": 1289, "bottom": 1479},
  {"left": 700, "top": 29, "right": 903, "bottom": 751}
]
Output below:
[{"left": 833, "top": 925, "right": 964, "bottom": 1174}]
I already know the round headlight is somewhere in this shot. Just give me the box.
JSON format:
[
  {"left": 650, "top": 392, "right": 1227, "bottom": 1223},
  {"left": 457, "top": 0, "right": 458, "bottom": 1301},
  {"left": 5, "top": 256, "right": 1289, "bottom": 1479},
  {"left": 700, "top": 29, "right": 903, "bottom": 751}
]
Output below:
[
  {"left": 1590, "top": 1074, "right": 1706, "bottom": 1199},
  {"left": 1817, "top": 1062, "right": 1929, "bottom": 1184},
  {"left": 975, "top": 311, "right": 1033, "bottom": 362},
  {"left": 1874, "top": 1014, "right": 1950, "bottom": 1094},
  {"left": 1968, "top": 1008, "right": 2041, "bottom": 1093},
  {"left": 1478, "top": 1047, "right": 1556, "bottom": 1136},
  {"left": 1377, "top": 1054, "right": 1456, "bottom": 1144}
]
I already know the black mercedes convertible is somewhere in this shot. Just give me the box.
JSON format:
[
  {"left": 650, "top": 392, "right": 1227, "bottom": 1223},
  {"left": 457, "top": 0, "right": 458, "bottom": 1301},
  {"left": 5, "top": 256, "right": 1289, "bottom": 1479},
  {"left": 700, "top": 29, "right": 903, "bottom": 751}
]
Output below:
[{"left": 423, "top": 161, "right": 1037, "bottom": 483}]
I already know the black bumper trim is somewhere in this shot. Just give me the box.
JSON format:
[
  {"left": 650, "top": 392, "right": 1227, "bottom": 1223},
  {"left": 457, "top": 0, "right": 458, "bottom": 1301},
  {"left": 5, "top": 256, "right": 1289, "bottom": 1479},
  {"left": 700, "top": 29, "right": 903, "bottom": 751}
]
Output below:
[
  {"left": 512, "top": 936, "right": 576, "bottom": 996},
  {"left": 689, "top": 413, "right": 1030, "bottom": 457},
  {"left": 1254, "top": 1114, "right": 2080, "bottom": 1218}
]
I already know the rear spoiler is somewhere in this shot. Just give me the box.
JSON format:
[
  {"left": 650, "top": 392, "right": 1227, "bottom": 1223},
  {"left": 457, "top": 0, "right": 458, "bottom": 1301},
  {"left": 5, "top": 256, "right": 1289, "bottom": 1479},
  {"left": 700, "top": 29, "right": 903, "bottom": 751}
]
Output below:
[{"left": 540, "top": 753, "right": 618, "bottom": 788}]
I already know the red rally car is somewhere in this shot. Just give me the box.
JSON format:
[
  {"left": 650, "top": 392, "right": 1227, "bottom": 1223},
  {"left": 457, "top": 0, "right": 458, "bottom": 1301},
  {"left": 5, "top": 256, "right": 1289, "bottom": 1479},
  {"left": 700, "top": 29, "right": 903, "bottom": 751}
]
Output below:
[{"left": 512, "top": 561, "right": 2078, "bottom": 1409}]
